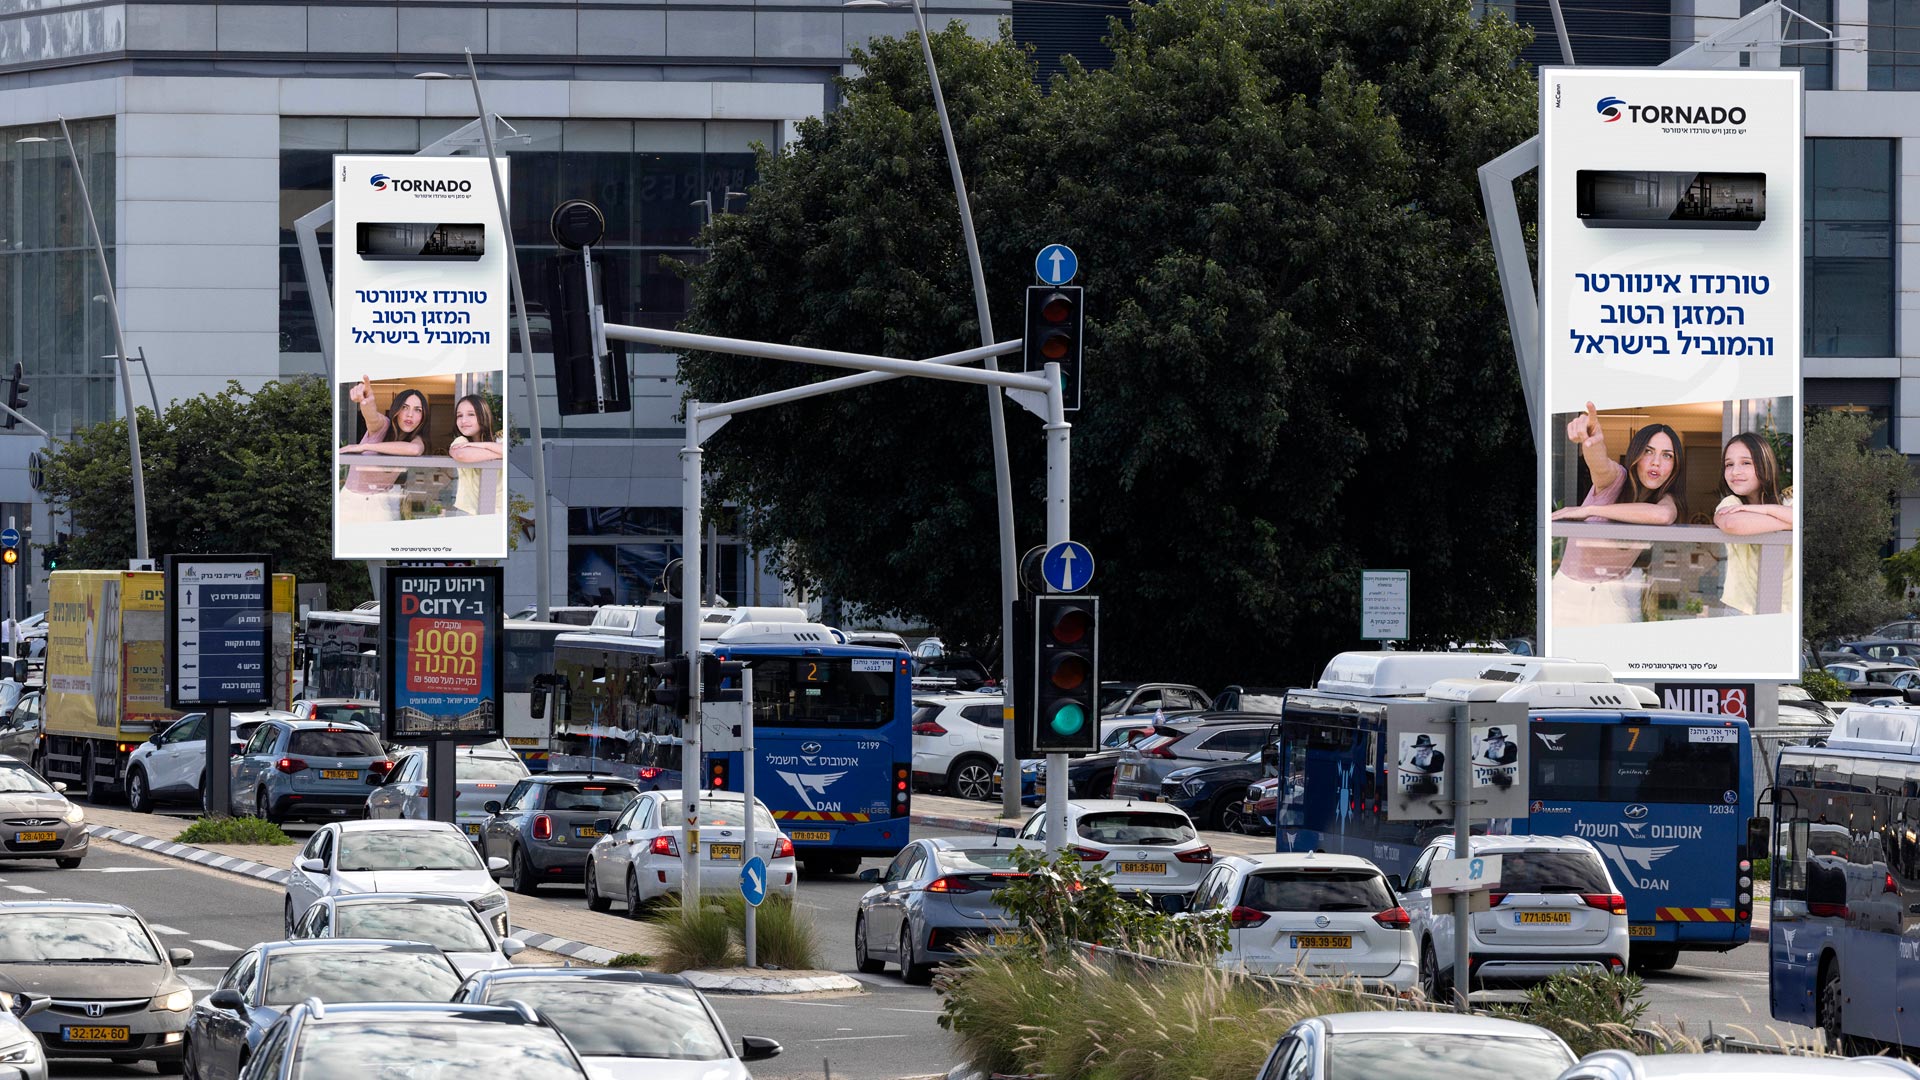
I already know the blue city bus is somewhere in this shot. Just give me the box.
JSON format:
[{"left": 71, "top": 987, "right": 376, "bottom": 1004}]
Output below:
[
  {"left": 1276, "top": 652, "right": 1755, "bottom": 970},
  {"left": 1768, "top": 706, "right": 1920, "bottom": 1051},
  {"left": 551, "top": 617, "right": 913, "bottom": 875}
]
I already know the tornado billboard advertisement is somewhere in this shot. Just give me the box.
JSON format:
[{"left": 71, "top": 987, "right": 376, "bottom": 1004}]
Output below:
[
  {"left": 333, "top": 155, "right": 509, "bottom": 560},
  {"left": 1540, "top": 69, "right": 1802, "bottom": 679}
]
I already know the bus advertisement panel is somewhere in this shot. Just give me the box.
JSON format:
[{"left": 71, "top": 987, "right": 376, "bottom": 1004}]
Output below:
[{"left": 1539, "top": 68, "right": 1802, "bottom": 678}]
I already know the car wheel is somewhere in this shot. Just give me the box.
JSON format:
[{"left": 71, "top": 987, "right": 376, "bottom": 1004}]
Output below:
[
  {"left": 512, "top": 845, "right": 540, "bottom": 895},
  {"left": 947, "top": 756, "right": 995, "bottom": 802},
  {"left": 899, "top": 923, "right": 932, "bottom": 985},
  {"left": 127, "top": 767, "right": 153, "bottom": 814},
  {"left": 1820, "top": 957, "right": 1848, "bottom": 1053},
  {"left": 55, "top": 856, "right": 81, "bottom": 869},
  {"left": 1419, "top": 939, "right": 1450, "bottom": 1003},
  {"left": 585, "top": 861, "right": 611, "bottom": 913},
  {"left": 854, "top": 914, "right": 884, "bottom": 975},
  {"left": 627, "top": 869, "right": 644, "bottom": 919},
  {"left": 258, "top": 787, "right": 282, "bottom": 825},
  {"left": 1212, "top": 787, "right": 1249, "bottom": 833},
  {"left": 181, "top": 1034, "right": 201, "bottom": 1080}
]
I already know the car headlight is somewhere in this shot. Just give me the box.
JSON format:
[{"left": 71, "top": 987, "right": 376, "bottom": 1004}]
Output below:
[
  {"left": 1182, "top": 779, "right": 1206, "bottom": 796},
  {"left": 0, "top": 1037, "right": 38, "bottom": 1064},
  {"left": 152, "top": 988, "right": 192, "bottom": 1012},
  {"left": 63, "top": 803, "right": 83, "bottom": 824},
  {"left": 470, "top": 890, "right": 508, "bottom": 913}
]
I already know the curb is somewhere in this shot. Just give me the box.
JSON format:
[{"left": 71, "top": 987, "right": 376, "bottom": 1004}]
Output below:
[
  {"left": 680, "top": 970, "right": 863, "bottom": 994},
  {"left": 910, "top": 812, "right": 1005, "bottom": 836}
]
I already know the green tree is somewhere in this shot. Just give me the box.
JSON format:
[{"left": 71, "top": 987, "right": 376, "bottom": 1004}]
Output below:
[
  {"left": 680, "top": 0, "right": 1540, "bottom": 686},
  {"left": 1802, "top": 409, "right": 1912, "bottom": 641},
  {"left": 39, "top": 378, "right": 369, "bottom": 606}
]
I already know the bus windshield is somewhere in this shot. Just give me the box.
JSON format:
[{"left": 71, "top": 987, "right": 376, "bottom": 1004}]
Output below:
[
  {"left": 1530, "top": 720, "right": 1741, "bottom": 804},
  {"left": 750, "top": 658, "right": 895, "bottom": 729}
]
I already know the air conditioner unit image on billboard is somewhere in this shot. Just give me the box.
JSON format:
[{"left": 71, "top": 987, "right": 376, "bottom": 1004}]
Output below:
[
  {"left": 1576, "top": 170, "right": 1765, "bottom": 229},
  {"left": 355, "top": 222, "right": 486, "bottom": 261}
]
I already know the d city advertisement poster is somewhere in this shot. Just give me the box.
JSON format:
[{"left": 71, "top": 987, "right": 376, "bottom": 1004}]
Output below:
[
  {"left": 333, "top": 156, "right": 509, "bottom": 560},
  {"left": 380, "top": 568, "right": 504, "bottom": 743},
  {"left": 1540, "top": 69, "right": 1802, "bottom": 679}
]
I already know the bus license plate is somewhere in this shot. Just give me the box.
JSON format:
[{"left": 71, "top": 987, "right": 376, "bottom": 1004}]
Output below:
[
  {"left": 710, "top": 843, "right": 743, "bottom": 861},
  {"left": 14, "top": 831, "right": 54, "bottom": 843},
  {"left": 791, "top": 831, "right": 831, "bottom": 842},
  {"left": 1630, "top": 925, "right": 1657, "bottom": 938},
  {"left": 63, "top": 1026, "right": 129, "bottom": 1042},
  {"left": 1516, "top": 911, "right": 1572, "bottom": 925},
  {"left": 1117, "top": 862, "right": 1165, "bottom": 874},
  {"left": 1290, "top": 934, "right": 1352, "bottom": 950},
  {"left": 321, "top": 769, "right": 358, "bottom": 780}
]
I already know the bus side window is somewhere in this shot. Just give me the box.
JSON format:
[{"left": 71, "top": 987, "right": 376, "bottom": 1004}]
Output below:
[{"left": 1777, "top": 817, "right": 1808, "bottom": 899}]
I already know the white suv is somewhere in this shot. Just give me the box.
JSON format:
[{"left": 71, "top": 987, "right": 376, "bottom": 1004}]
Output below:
[
  {"left": 1009, "top": 799, "right": 1212, "bottom": 906},
  {"left": 1186, "top": 853, "right": 1415, "bottom": 991},
  {"left": 1400, "top": 834, "right": 1630, "bottom": 999},
  {"left": 911, "top": 692, "right": 1005, "bottom": 801}
]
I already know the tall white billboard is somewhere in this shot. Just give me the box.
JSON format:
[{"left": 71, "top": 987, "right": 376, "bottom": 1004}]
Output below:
[
  {"left": 332, "top": 155, "right": 509, "bottom": 560},
  {"left": 1540, "top": 69, "right": 1802, "bottom": 679}
]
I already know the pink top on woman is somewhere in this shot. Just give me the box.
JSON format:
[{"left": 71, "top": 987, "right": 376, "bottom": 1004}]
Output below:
[
  {"left": 1556, "top": 470, "right": 1648, "bottom": 582},
  {"left": 343, "top": 426, "right": 404, "bottom": 493}
]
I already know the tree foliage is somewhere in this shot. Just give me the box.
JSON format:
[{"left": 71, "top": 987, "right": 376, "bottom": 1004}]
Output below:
[
  {"left": 39, "top": 378, "right": 369, "bottom": 606},
  {"left": 1802, "top": 409, "right": 1912, "bottom": 641},
  {"left": 679, "top": 0, "right": 1540, "bottom": 686}
]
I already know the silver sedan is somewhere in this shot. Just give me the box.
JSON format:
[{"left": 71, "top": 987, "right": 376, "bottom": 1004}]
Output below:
[{"left": 0, "top": 758, "right": 84, "bottom": 869}]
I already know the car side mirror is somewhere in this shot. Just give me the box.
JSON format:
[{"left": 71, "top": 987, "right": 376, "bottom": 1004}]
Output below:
[
  {"left": 740, "top": 1035, "right": 783, "bottom": 1062},
  {"left": 50, "top": 782, "right": 64, "bottom": 794},
  {"left": 994, "top": 827, "right": 1016, "bottom": 839},
  {"left": 857, "top": 867, "right": 880, "bottom": 882},
  {"left": 1159, "top": 893, "right": 1190, "bottom": 914},
  {"left": 148, "top": 732, "right": 162, "bottom": 744},
  {"left": 1748, "top": 816, "right": 1771, "bottom": 857},
  {"left": 168, "top": 947, "right": 194, "bottom": 968},
  {"left": 501, "top": 937, "right": 525, "bottom": 958},
  {"left": 1386, "top": 874, "right": 1404, "bottom": 892},
  {"left": 486, "top": 856, "right": 510, "bottom": 872},
  {"left": 208, "top": 988, "right": 246, "bottom": 1014},
  {"left": 6, "top": 993, "right": 47, "bottom": 1019},
  {"left": 594, "top": 818, "right": 614, "bottom": 836},
  {"left": 297, "top": 857, "right": 326, "bottom": 874},
  {"left": 483, "top": 801, "right": 502, "bottom": 816}
]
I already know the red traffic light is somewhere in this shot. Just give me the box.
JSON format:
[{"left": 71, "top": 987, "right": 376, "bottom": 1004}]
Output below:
[
  {"left": 1039, "top": 292, "right": 1074, "bottom": 324},
  {"left": 1049, "top": 605, "right": 1092, "bottom": 645}
]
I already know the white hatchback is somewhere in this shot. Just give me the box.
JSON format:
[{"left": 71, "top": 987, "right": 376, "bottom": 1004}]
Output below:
[
  {"left": 1011, "top": 799, "right": 1212, "bottom": 902},
  {"left": 1400, "top": 834, "right": 1630, "bottom": 998},
  {"left": 283, "top": 819, "right": 513, "bottom": 939},
  {"left": 1186, "top": 853, "right": 1414, "bottom": 991}
]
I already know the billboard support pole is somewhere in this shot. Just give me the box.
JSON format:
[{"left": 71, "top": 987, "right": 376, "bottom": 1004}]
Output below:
[{"left": 1450, "top": 704, "right": 1471, "bottom": 1012}]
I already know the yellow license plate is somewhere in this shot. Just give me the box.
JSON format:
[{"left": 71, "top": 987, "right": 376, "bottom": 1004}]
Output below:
[
  {"left": 321, "top": 769, "right": 358, "bottom": 780},
  {"left": 710, "top": 843, "right": 742, "bottom": 861},
  {"left": 576, "top": 826, "right": 600, "bottom": 839},
  {"left": 1120, "top": 765, "right": 1138, "bottom": 779},
  {"left": 1117, "top": 861, "right": 1165, "bottom": 874},
  {"left": 1291, "top": 934, "right": 1353, "bottom": 949},
  {"left": 463, "top": 823, "right": 481, "bottom": 836},
  {"left": 15, "top": 831, "right": 54, "bottom": 843},
  {"left": 63, "top": 1026, "right": 129, "bottom": 1042},
  {"left": 1630, "top": 925, "right": 1657, "bottom": 938},
  {"left": 1517, "top": 911, "right": 1573, "bottom": 924},
  {"left": 791, "top": 830, "right": 831, "bottom": 842},
  {"left": 989, "top": 932, "right": 1024, "bottom": 948},
  {"left": 508, "top": 737, "right": 538, "bottom": 746}
]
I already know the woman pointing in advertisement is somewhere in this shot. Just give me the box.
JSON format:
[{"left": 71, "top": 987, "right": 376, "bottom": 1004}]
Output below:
[
  {"left": 337, "top": 375, "right": 429, "bottom": 523},
  {"left": 1549, "top": 401, "right": 1685, "bottom": 625}
]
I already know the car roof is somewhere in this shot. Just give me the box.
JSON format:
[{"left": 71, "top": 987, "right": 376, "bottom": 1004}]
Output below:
[
  {"left": 0, "top": 900, "right": 138, "bottom": 916},
  {"left": 1314, "top": 1011, "right": 1569, "bottom": 1041},
  {"left": 257, "top": 938, "right": 448, "bottom": 957},
  {"left": 464, "top": 966, "right": 695, "bottom": 990},
  {"left": 523, "top": 773, "right": 639, "bottom": 786},
  {"left": 281, "top": 718, "right": 380, "bottom": 730},
  {"left": 1431, "top": 833, "right": 1601, "bottom": 855},
  {"left": 1221, "top": 853, "right": 1382, "bottom": 873},
  {"left": 1566, "top": 1050, "right": 1920, "bottom": 1080},
  {"left": 335, "top": 818, "right": 465, "bottom": 833},
  {"left": 1066, "top": 799, "right": 1191, "bottom": 815},
  {"left": 925, "top": 836, "right": 1041, "bottom": 852},
  {"left": 299, "top": 1002, "right": 551, "bottom": 1026},
  {"left": 321, "top": 892, "right": 478, "bottom": 908}
]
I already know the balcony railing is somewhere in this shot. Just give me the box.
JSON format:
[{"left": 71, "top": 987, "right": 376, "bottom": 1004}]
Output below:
[
  {"left": 1551, "top": 522, "right": 1792, "bottom": 616},
  {"left": 336, "top": 453, "right": 504, "bottom": 516}
]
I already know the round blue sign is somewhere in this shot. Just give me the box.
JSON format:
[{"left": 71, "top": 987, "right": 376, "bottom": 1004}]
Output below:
[
  {"left": 740, "top": 855, "right": 769, "bottom": 907},
  {"left": 1035, "top": 244, "right": 1078, "bottom": 286}
]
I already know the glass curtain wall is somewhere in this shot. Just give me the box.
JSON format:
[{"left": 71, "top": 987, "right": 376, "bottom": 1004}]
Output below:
[
  {"left": 1870, "top": 0, "right": 1920, "bottom": 89},
  {"left": 1804, "top": 138, "right": 1895, "bottom": 358},
  {"left": 0, "top": 118, "right": 118, "bottom": 437}
]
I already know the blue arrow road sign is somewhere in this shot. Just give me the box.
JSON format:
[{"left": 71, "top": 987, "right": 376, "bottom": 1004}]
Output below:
[
  {"left": 0, "top": 529, "right": 19, "bottom": 549},
  {"left": 1040, "top": 541, "right": 1094, "bottom": 593},
  {"left": 1035, "top": 244, "right": 1077, "bottom": 286},
  {"left": 740, "top": 855, "right": 769, "bottom": 907}
]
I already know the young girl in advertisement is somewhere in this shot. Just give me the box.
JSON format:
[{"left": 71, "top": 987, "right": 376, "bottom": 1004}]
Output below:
[
  {"left": 447, "top": 394, "right": 503, "bottom": 516},
  {"left": 1550, "top": 402, "right": 1686, "bottom": 625},
  {"left": 1715, "top": 432, "right": 1793, "bottom": 616},
  {"left": 337, "top": 376, "right": 428, "bottom": 523}
]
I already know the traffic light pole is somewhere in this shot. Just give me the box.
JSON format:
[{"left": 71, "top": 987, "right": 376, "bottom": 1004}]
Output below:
[
  {"left": 679, "top": 418, "right": 705, "bottom": 916},
  {"left": 1040, "top": 362, "right": 1070, "bottom": 854}
]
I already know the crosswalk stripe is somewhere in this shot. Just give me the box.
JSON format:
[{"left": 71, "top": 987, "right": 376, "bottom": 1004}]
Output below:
[
  {"left": 149, "top": 924, "right": 185, "bottom": 935},
  {"left": 3, "top": 885, "right": 42, "bottom": 894}
]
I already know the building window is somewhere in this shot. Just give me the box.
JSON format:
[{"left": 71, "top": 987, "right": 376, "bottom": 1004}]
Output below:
[
  {"left": 1805, "top": 378, "right": 1894, "bottom": 450},
  {"left": 1747, "top": 0, "right": 1833, "bottom": 90},
  {"left": 0, "top": 118, "right": 119, "bottom": 436},
  {"left": 1869, "top": 0, "right": 1920, "bottom": 89},
  {"left": 565, "top": 505, "right": 751, "bottom": 605},
  {"left": 1805, "top": 139, "right": 1895, "bottom": 358}
]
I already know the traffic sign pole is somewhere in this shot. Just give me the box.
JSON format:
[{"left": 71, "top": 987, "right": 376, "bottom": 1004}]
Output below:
[
  {"left": 742, "top": 666, "right": 757, "bottom": 966},
  {"left": 1042, "top": 362, "right": 1071, "bottom": 855}
]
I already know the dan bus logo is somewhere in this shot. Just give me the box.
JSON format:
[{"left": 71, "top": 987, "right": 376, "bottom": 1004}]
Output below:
[
  {"left": 1596, "top": 95, "right": 1748, "bottom": 127},
  {"left": 368, "top": 173, "right": 473, "bottom": 194}
]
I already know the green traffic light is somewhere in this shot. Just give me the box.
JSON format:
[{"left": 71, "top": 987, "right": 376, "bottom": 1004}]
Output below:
[{"left": 1049, "top": 702, "right": 1086, "bottom": 737}]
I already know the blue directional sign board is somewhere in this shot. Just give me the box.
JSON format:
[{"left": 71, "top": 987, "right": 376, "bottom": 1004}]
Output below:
[
  {"left": 0, "top": 529, "right": 19, "bottom": 550},
  {"left": 164, "top": 556, "right": 273, "bottom": 708},
  {"left": 1035, "top": 244, "right": 1077, "bottom": 286},
  {"left": 740, "top": 855, "right": 769, "bottom": 907},
  {"left": 1040, "top": 541, "right": 1094, "bottom": 593}
]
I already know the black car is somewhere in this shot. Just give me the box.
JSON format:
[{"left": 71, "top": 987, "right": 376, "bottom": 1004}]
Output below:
[{"left": 1158, "top": 748, "right": 1271, "bottom": 832}]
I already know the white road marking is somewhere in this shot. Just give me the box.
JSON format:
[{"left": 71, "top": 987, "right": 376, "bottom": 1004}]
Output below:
[
  {"left": 73, "top": 867, "right": 172, "bottom": 873},
  {"left": 810, "top": 1035, "right": 913, "bottom": 1042},
  {"left": 149, "top": 924, "right": 186, "bottom": 935},
  {"left": 2, "top": 885, "right": 42, "bottom": 894},
  {"left": 879, "top": 1008, "right": 943, "bottom": 1015},
  {"left": 844, "top": 973, "right": 891, "bottom": 987},
  {"left": 190, "top": 940, "right": 239, "bottom": 952},
  {"left": 773, "top": 1001, "right": 850, "bottom": 1008}
]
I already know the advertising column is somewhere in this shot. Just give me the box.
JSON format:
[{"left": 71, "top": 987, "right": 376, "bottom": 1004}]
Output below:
[
  {"left": 333, "top": 157, "right": 510, "bottom": 560},
  {"left": 1540, "top": 69, "right": 1802, "bottom": 679}
]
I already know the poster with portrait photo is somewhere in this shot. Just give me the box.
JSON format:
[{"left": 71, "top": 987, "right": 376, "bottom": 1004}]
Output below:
[
  {"left": 1471, "top": 724, "right": 1520, "bottom": 791},
  {"left": 1394, "top": 731, "right": 1447, "bottom": 816},
  {"left": 333, "top": 155, "right": 508, "bottom": 560}
]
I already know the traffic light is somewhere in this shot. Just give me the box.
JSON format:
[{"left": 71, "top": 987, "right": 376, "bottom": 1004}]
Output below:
[
  {"left": 4, "top": 362, "right": 27, "bottom": 431},
  {"left": 1024, "top": 286, "right": 1084, "bottom": 412},
  {"left": 41, "top": 536, "right": 63, "bottom": 572},
  {"left": 543, "top": 251, "right": 631, "bottom": 416},
  {"left": 659, "top": 599, "right": 684, "bottom": 659},
  {"left": 702, "top": 656, "right": 744, "bottom": 703},
  {"left": 2, "top": 548, "right": 16, "bottom": 567},
  {"left": 647, "top": 656, "right": 690, "bottom": 720},
  {"left": 1031, "top": 595, "right": 1099, "bottom": 754}
]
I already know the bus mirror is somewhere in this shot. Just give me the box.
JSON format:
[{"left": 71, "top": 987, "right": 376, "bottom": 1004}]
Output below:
[
  {"left": 293, "top": 647, "right": 308, "bottom": 671},
  {"left": 530, "top": 690, "right": 546, "bottom": 721},
  {"left": 1748, "top": 816, "right": 1770, "bottom": 856}
]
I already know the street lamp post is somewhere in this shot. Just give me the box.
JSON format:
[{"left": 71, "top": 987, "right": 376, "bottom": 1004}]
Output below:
[
  {"left": 846, "top": 0, "right": 1023, "bottom": 819},
  {"left": 18, "top": 119, "right": 150, "bottom": 562}
]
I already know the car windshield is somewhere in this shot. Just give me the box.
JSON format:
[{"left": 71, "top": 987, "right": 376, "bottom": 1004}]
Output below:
[
  {"left": 1498, "top": 851, "right": 1611, "bottom": 894},
  {"left": 1325, "top": 1032, "right": 1570, "bottom": 1080},
  {"left": 546, "top": 783, "right": 637, "bottom": 812},
  {"left": 657, "top": 796, "right": 776, "bottom": 830},
  {"left": 0, "top": 912, "right": 159, "bottom": 963},
  {"left": 479, "top": 979, "right": 729, "bottom": 1060},
  {"left": 335, "top": 903, "right": 493, "bottom": 952},
  {"left": 289, "top": 729, "right": 385, "bottom": 757},
  {"left": 1076, "top": 811, "right": 1195, "bottom": 846},
  {"left": 290, "top": 1021, "right": 583, "bottom": 1080},
  {"left": 315, "top": 705, "right": 381, "bottom": 729},
  {"left": 1242, "top": 870, "right": 1394, "bottom": 912},
  {"left": 1098, "top": 686, "right": 1132, "bottom": 712},
  {"left": 0, "top": 766, "right": 53, "bottom": 794},
  {"left": 459, "top": 757, "right": 528, "bottom": 783},
  {"left": 262, "top": 950, "right": 462, "bottom": 1005},
  {"left": 337, "top": 830, "right": 484, "bottom": 872},
  {"left": 0, "top": 683, "right": 21, "bottom": 714}
]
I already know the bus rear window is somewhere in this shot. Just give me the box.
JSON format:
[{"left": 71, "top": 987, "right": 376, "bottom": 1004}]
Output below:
[
  {"left": 751, "top": 658, "right": 896, "bottom": 729},
  {"left": 1530, "top": 721, "right": 1741, "bottom": 804}
]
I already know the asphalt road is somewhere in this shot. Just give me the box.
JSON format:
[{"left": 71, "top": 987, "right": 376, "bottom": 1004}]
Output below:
[{"left": 1637, "top": 944, "right": 1815, "bottom": 1049}]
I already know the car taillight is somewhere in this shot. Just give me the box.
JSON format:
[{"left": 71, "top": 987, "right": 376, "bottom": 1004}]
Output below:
[
  {"left": 1582, "top": 893, "right": 1627, "bottom": 915},
  {"left": 1606, "top": 955, "right": 1625, "bottom": 975},
  {"left": 650, "top": 835, "right": 679, "bottom": 857},
  {"left": 1488, "top": 892, "right": 1508, "bottom": 907},
  {"left": 1070, "top": 845, "right": 1108, "bottom": 862},
  {"left": 1145, "top": 744, "right": 1178, "bottom": 759},
  {"left": 926, "top": 875, "right": 980, "bottom": 894},
  {"left": 532, "top": 815, "right": 552, "bottom": 841},
  {"left": 1809, "top": 901, "right": 1850, "bottom": 918},
  {"left": 774, "top": 836, "right": 794, "bottom": 859},
  {"left": 417, "top": 787, "right": 429, "bottom": 799},
  {"left": 1228, "top": 906, "right": 1268, "bottom": 929},
  {"left": 276, "top": 757, "right": 307, "bottom": 774},
  {"left": 913, "top": 720, "right": 948, "bottom": 736},
  {"left": 638, "top": 767, "right": 662, "bottom": 781},
  {"left": 1176, "top": 846, "right": 1212, "bottom": 864},
  {"left": 370, "top": 759, "right": 393, "bottom": 774},
  {"left": 1373, "top": 906, "right": 1412, "bottom": 929},
  {"left": 893, "top": 764, "right": 910, "bottom": 817}
]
